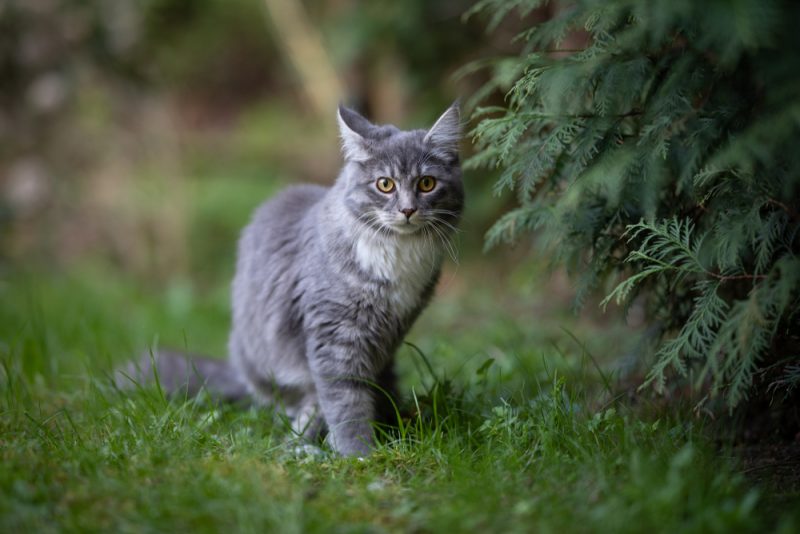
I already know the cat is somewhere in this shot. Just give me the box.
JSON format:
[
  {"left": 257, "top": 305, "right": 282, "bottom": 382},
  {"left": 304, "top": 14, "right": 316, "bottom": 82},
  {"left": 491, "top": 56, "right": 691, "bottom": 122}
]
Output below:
[{"left": 119, "top": 102, "right": 463, "bottom": 456}]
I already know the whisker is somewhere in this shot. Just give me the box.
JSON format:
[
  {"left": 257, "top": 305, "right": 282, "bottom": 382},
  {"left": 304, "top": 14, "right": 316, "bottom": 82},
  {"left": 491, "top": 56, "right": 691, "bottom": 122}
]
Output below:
[
  {"left": 427, "top": 220, "right": 459, "bottom": 264},
  {"left": 354, "top": 208, "right": 459, "bottom": 268},
  {"left": 438, "top": 231, "right": 459, "bottom": 265},
  {"left": 427, "top": 216, "right": 461, "bottom": 235},
  {"left": 426, "top": 208, "right": 460, "bottom": 215},
  {"left": 421, "top": 226, "right": 438, "bottom": 277},
  {"left": 425, "top": 210, "right": 462, "bottom": 226},
  {"left": 354, "top": 212, "right": 393, "bottom": 242},
  {"left": 427, "top": 227, "right": 443, "bottom": 275},
  {"left": 433, "top": 219, "right": 460, "bottom": 258}
]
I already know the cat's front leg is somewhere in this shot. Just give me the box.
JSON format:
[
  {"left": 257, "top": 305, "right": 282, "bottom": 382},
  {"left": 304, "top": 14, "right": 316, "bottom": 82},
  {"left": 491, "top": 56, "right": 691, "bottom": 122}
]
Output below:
[{"left": 307, "top": 338, "right": 378, "bottom": 457}]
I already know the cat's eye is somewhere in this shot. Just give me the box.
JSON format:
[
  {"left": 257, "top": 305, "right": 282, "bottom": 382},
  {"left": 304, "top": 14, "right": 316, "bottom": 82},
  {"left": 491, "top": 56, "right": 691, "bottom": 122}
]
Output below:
[
  {"left": 418, "top": 176, "right": 436, "bottom": 193},
  {"left": 376, "top": 177, "right": 395, "bottom": 193}
]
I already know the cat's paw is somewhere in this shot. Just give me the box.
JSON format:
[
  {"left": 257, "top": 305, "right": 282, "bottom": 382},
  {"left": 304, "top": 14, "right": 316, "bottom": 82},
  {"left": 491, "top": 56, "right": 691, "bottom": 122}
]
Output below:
[
  {"left": 325, "top": 432, "right": 373, "bottom": 457},
  {"left": 279, "top": 441, "right": 329, "bottom": 463},
  {"left": 296, "top": 443, "right": 325, "bottom": 457}
]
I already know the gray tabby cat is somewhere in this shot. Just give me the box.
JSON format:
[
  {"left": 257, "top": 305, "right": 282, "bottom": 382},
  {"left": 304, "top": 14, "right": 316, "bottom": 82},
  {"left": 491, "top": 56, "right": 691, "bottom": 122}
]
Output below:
[{"left": 123, "top": 103, "right": 463, "bottom": 456}]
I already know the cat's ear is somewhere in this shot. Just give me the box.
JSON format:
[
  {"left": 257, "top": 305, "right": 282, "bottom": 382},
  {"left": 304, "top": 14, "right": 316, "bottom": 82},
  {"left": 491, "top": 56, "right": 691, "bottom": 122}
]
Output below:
[
  {"left": 424, "top": 101, "right": 460, "bottom": 158},
  {"left": 337, "top": 105, "right": 372, "bottom": 162}
]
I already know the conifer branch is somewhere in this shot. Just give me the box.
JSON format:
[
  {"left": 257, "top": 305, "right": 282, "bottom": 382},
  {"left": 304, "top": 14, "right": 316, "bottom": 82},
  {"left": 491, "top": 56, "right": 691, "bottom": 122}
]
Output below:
[
  {"left": 471, "top": 0, "right": 800, "bottom": 407},
  {"left": 519, "top": 110, "right": 643, "bottom": 120},
  {"left": 708, "top": 272, "right": 768, "bottom": 282},
  {"left": 767, "top": 198, "right": 799, "bottom": 221}
]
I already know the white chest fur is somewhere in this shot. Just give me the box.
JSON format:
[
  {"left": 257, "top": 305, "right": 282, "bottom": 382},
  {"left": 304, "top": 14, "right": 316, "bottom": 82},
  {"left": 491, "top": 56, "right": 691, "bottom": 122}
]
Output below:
[{"left": 355, "top": 231, "right": 442, "bottom": 315}]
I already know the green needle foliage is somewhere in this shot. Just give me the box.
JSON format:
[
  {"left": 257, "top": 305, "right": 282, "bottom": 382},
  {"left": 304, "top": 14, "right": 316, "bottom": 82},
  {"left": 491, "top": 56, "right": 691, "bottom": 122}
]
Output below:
[{"left": 467, "top": 0, "right": 800, "bottom": 406}]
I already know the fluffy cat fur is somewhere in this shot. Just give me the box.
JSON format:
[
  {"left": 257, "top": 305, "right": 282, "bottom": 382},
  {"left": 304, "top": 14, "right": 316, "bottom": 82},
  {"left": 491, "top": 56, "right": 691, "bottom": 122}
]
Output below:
[{"left": 120, "top": 103, "right": 463, "bottom": 456}]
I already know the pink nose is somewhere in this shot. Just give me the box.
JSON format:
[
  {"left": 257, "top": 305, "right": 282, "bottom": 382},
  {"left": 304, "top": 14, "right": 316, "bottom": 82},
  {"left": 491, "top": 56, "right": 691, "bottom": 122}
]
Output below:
[{"left": 400, "top": 208, "right": 417, "bottom": 219}]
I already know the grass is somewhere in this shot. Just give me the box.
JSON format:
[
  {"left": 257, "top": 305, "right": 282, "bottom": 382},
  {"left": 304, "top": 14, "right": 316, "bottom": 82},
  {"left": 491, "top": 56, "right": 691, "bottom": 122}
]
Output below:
[{"left": 2, "top": 264, "right": 798, "bottom": 533}]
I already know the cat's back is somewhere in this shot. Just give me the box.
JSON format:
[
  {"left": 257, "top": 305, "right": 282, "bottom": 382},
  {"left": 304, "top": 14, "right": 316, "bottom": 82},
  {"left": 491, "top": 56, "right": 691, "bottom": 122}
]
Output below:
[
  {"left": 253, "top": 183, "right": 327, "bottom": 229},
  {"left": 234, "top": 184, "right": 328, "bottom": 289},
  {"left": 230, "top": 184, "right": 328, "bottom": 390}
]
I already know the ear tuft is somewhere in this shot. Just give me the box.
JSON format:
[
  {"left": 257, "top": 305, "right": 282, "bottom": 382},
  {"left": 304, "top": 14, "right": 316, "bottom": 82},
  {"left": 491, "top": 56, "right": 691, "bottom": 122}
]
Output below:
[
  {"left": 337, "top": 105, "right": 371, "bottom": 162},
  {"left": 423, "top": 101, "right": 460, "bottom": 157}
]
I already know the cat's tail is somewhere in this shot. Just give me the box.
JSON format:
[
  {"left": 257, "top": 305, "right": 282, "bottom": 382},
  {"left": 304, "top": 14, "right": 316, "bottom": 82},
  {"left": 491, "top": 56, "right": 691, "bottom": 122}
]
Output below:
[{"left": 114, "top": 349, "right": 249, "bottom": 403}]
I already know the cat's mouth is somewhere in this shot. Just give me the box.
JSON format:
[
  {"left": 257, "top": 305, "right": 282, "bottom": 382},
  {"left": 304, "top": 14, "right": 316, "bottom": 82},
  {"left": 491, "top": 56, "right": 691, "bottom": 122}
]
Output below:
[
  {"left": 372, "top": 213, "right": 425, "bottom": 235},
  {"left": 388, "top": 222, "right": 422, "bottom": 235}
]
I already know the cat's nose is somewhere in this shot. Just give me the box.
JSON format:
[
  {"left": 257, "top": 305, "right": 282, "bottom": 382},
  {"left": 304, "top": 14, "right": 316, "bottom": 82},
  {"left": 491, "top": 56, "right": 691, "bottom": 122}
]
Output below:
[{"left": 400, "top": 208, "right": 417, "bottom": 220}]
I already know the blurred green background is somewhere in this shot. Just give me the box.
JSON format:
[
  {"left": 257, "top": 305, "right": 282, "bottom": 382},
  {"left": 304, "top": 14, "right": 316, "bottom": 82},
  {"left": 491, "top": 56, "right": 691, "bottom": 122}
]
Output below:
[{"left": 0, "top": 0, "right": 636, "bottom": 387}]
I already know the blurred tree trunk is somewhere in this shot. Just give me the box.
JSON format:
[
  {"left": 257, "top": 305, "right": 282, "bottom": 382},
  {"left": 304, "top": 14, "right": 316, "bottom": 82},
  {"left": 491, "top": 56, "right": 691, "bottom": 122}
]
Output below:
[{"left": 261, "top": 0, "right": 343, "bottom": 121}]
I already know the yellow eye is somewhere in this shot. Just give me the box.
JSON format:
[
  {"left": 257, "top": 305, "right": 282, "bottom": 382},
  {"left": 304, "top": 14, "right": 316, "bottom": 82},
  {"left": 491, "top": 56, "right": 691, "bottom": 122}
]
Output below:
[
  {"left": 418, "top": 176, "right": 436, "bottom": 192},
  {"left": 376, "top": 177, "right": 395, "bottom": 193}
]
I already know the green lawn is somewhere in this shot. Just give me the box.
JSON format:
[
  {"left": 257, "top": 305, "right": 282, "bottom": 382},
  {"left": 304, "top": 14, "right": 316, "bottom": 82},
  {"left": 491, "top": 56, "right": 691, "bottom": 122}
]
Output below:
[{"left": 1, "top": 260, "right": 796, "bottom": 533}]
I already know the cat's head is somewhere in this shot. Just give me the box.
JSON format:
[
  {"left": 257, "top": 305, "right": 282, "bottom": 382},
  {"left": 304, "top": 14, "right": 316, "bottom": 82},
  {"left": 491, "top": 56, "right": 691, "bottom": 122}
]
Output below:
[{"left": 336, "top": 103, "right": 463, "bottom": 237}]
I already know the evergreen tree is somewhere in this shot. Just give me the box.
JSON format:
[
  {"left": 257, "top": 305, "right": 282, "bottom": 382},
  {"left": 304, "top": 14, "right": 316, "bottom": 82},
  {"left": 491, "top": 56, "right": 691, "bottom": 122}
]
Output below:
[{"left": 467, "top": 0, "right": 800, "bottom": 406}]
